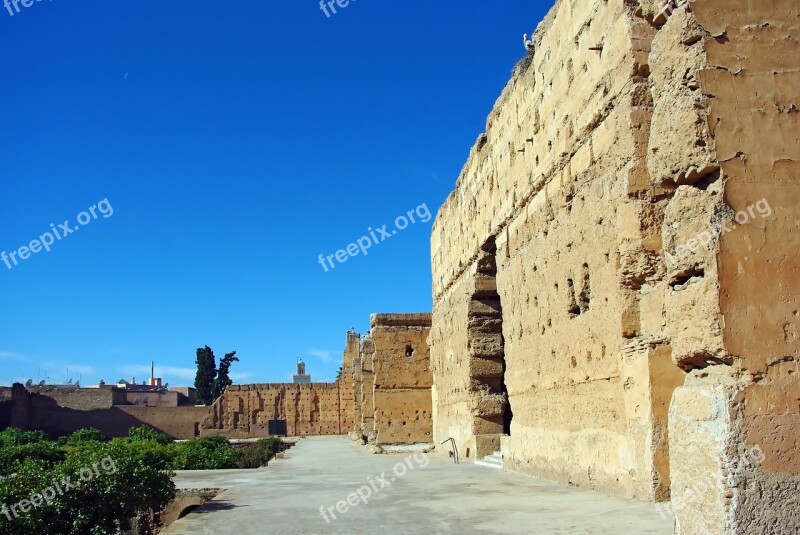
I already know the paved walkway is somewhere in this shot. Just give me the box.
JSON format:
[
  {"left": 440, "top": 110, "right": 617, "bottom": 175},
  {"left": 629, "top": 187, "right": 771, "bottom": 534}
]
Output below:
[{"left": 160, "top": 436, "right": 674, "bottom": 534}]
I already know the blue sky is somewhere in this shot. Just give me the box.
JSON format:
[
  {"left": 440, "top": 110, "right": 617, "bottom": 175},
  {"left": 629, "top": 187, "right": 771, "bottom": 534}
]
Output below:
[{"left": 0, "top": 0, "right": 549, "bottom": 386}]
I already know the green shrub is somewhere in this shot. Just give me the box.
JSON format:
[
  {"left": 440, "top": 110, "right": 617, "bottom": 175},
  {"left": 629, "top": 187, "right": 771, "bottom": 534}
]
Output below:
[
  {"left": 170, "top": 436, "right": 240, "bottom": 470},
  {"left": 0, "top": 439, "right": 175, "bottom": 535},
  {"left": 0, "top": 441, "right": 65, "bottom": 476},
  {"left": 58, "top": 428, "right": 106, "bottom": 446},
  {"left": 0, "top": 426, "right": 276, "bottom": 533},
  {"left": 127, "top": 425, "right": 173, "bottom": 445},
  {"left": 0, "top": 428, "right": 50, "bottom": 448},
  {"left": 113, "top": 437, "right": 175, "bottom": 471},
  {"left": 238, "top": 438, "right": 282, "bottom": 469}
]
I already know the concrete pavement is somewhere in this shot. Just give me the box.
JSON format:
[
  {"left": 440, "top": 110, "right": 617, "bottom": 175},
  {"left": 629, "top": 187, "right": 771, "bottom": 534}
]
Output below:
[{"left": 160, "top": 436, "right": 675, "bottom": 534}]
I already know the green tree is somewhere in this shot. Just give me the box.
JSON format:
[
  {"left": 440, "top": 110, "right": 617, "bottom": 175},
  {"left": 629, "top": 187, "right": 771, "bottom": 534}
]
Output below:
[
  {"left": 195, "top": 346, "right": 240, "bottom": 405},
  {"left": 213, "top": 351, "right": 239, "bottom": 400},
  {"left": 335, "top": 366, "right": 343, "bottom": 382},
  {"left": 194, "top": 345, "right": 217, "bottom": 405}
]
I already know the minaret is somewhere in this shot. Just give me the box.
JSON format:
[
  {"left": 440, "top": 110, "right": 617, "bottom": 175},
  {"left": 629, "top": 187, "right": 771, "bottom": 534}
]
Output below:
[{"left": 292, "top": 357, "right": 311, "bottom": 383}]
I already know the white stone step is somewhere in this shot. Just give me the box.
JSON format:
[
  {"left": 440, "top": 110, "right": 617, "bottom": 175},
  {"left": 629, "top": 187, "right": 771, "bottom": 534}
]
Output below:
[{"left": 475, "top": 451, "right": 503, "bottom": 469}]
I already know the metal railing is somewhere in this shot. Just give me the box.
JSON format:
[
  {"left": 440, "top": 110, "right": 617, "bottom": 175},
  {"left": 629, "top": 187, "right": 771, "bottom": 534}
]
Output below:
[{"left": 440, "top": 438, "right": 459, "bottom": 464}]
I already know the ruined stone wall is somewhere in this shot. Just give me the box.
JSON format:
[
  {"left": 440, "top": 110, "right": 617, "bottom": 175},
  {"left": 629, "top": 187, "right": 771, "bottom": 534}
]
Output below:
[
  {"left": 651, "top": 1, "right": 800, "bottom": 533},
  {"left": 201, "top": 331, "right": 363, "bottom": 439},
  {"left": 23, "top": 386, "right": 128, "bottom": 409},
  {"left": 371, "top": 314, "right": 433, "bottom": 445},
  {"left": 125, "top": 390, "right": 181, "bottom": 408},
  {"left": 430, "top": 0, "right": 799, "bottom": 530},
  {"left": 0, "top": 386, "right": 28, "bottom": 432},
  {"left": 352, "top": 337, "right": 363, "bottom": 435},
  {"left": 118, "top": 406, "right": 209, "bottom": 439},
  {"left": 0, "top": 385, "right": 208, "bottom": 439},
  {"left": 431, "top": 0, "right": 673, "bottom": 499},
  {"left": 1, "top": 335, "right": 360, "bottom": 441},
  {"left": 358, "top": 336, "right": 376, "bottom": 439},
  {"left": 0, "top": 379, "right": 353, "bottom": 441},
  {"left": 338, "top": 331, "right": 359, "bottom": 434},
  {"left": 201, "top": 383, "right": 346, "bottom": 438}
]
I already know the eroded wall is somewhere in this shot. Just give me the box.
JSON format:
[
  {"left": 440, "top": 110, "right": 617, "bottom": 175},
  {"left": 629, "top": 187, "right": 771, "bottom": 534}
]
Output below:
[
  {"left": 201, "top": 383, "right": 347, "bottom": 438},
  {"left": 371, "top": 314, "right": 433, "bottom": 445},
  {"left": 0, "top": 385, "right": 208, "bottom": 439},
  {"left": 431, "top": 0, "right": 674, "bottom": 499},
  {"left": 201, "top": 330, "right": 361, "bottom": 439},
  {"left": 654, "top": 1, "right": 800, "bottom": 533},
  {"left": 339, "top": 331, "right": 358, "bottom": 434},
  {"left": 1, "top": 333, "right": 360, "bottom": 441},
  {"left": 430, "top": 0, "right": 798, "bottom": 530},
  {"left": 358, "top": 336, "right": 376, "bottom": 440}
]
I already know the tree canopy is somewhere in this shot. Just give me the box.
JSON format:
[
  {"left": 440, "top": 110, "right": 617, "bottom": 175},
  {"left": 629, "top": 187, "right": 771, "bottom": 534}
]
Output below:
[{"left": 194, "top": 346, "right": 239, "bottom": 405}]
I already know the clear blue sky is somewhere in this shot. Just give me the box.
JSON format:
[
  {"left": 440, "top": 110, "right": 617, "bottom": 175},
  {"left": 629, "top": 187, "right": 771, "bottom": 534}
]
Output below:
[{"left": 0, "top": 0, "right": 549, "bottom": 386}]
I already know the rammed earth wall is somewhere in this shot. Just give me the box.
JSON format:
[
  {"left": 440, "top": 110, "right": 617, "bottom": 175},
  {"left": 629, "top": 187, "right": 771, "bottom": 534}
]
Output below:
[{"left": 429, "top": 0, "right": 799, "bottom": 532}]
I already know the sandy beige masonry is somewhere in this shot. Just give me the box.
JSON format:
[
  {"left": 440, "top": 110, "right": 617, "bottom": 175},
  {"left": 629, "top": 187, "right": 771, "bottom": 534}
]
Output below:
[
  {"left": 351, "top": 314, "right": 433, "bottom": 445},
  {"left": 201, "top": 383, "right": 351, "bottom": 438},
  {"left": 200, "top": 313, "right": 433, "bottom": 445},
  {"left": 430, "top": 0, "right": 799, "bottom": 532},
  {"left": 431, "top": 0, "right": 676, "bottom": 499}
]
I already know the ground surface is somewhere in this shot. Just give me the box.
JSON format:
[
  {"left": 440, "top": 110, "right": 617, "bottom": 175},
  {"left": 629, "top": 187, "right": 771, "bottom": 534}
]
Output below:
[{"left": 160, "top": 436, "right": 675, "bottom": 534}]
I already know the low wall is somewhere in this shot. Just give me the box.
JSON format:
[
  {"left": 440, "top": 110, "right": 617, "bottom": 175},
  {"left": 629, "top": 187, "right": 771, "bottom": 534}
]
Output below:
[
  {"left": 118, "top": 406, "right": 209, "bottom": 439},
  {"left": 0, "top": 385, "right": 209, "bottom": 439}
]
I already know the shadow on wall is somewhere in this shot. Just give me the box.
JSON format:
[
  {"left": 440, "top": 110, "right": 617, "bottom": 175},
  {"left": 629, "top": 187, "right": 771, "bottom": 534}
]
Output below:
[{"left": 0, "top": 386, "right": 209, "bottom": 439}]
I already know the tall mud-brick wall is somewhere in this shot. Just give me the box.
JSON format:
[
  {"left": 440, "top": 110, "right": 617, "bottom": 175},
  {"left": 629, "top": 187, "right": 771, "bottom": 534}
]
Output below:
[
  {"left": 371, "top": 314, "right": 433, "bottom": 445},
  {"left": 203, "top": 332, "right": 361, "bottom": 439},
  {"left": 351, "top": 314, "right": 433, "bottom": 445},
  {"left": 338, "top": 331, "right": 358, "bottom": 434},
  {"left": 430, "top": 0, "right": 799, "bottom": 532},
  {"left": 431, "top": 0, "right": 677, "bottom": 498},
  {"left": 202, "top": 383, "right": 347, "bottom": 438},
  {"left": 649, "top": 1, "right": 800, "bottom": 533},
  {"left": 358, "top": 336, "right": 376, "bottom": 440}
]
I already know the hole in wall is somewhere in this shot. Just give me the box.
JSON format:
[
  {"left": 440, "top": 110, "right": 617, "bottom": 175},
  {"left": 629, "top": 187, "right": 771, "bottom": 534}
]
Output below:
[
  {"left": 670, "top": 268, "right": 705, "bottom": 289},
  {"left": 579, "top": 263, "right": 591, "bottom": 313},
  {"left": 567, "top": 279, "right": 581, "bottom": 318}
]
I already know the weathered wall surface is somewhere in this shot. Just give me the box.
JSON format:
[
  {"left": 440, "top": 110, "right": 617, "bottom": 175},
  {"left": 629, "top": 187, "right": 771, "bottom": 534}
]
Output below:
[
  {"left": 125, "top": 390, "right": 181, "bottom": 408},
  {"left": 1, "top": 332, "right": 360, "bottom": 441},
  {"left": 0, "top": 388, "right": 12, "bottom": 430},
  {"left": 201, "top": 383, "right": 347, "bottom": 438},
  {"left": 339, "top": 332, "right": 358, "bottom": 434},
  {"left": 430, "top": 0, "right": 798, "bottom": 527},
  {"left": 26, "top": 386, "right": 128, "bottom": 409},
  {"left": 655, "top": 1, "right": 800, "bottom": 533},
  {"left": 201, "top": 331, "right": 363, "bottom": 439},
  {"left": 118, "top": 406, "right": 209, "bottom": 439},
  {"left": 0, "top": 385, "right": 208, "bottom": 439},
  {"left": 431, "top": 0, "right": 675, "bottom": 499},
  {"left": 351, "top": 334, "right": 364, "bottom": 436},
  {"left": 371, "top": 314, "right": 433, "bottom": 445},
  {"left": 358, "top": 336, "right": 376, "bottom": 439}
]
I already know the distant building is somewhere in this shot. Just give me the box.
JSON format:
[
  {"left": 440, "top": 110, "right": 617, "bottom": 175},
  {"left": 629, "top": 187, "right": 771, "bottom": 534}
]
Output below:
[
  {"left": 21, "top": 362, "right": 197, "bottom": 407},
  {"left": 106, "top": 362, "right": 196, "bottom": 407},
  {"left": 292, "top": 358, "right": 311, "bottom": 383}
]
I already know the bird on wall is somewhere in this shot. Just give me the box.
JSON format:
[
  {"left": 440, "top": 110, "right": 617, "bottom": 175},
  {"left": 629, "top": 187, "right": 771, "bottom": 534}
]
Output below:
[{"left": 524, "top": 33, "right": 535, "bottom": 52}]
